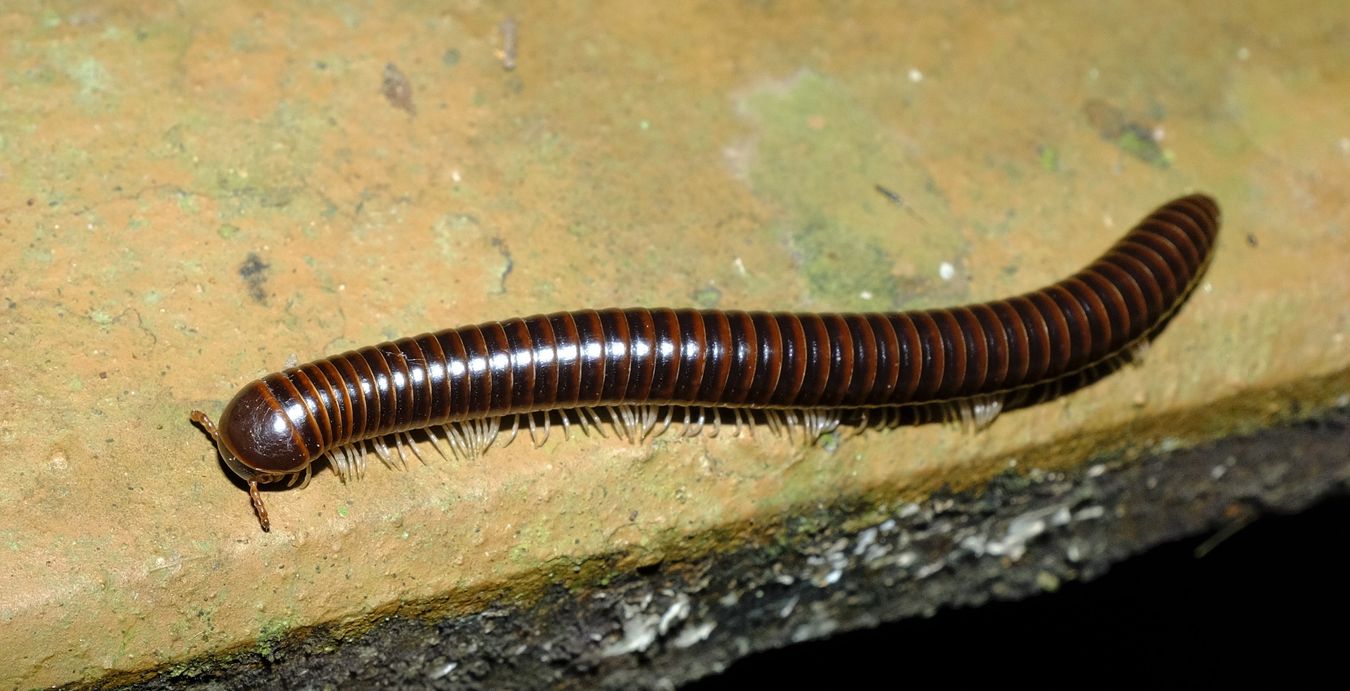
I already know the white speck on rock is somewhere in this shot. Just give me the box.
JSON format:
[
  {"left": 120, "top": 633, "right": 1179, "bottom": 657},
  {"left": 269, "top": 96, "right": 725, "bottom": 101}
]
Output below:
[
  {"left": 853, "top": 527, "right": 878, "bottom": 556},
  {"left": 673, "top": 622, "right": 716, "bottom": 649},
  {"left": 428, "top": 662, "right": 457, "bottom": 680},
  {"left": 915, "top": 561, "right": 944, "bottom": 579},
  {"left": 601, "top": 614, "right": 660, "bottom": 657},
  {"left": 657, "top": 594, "right": 690, "bottom": 635}
]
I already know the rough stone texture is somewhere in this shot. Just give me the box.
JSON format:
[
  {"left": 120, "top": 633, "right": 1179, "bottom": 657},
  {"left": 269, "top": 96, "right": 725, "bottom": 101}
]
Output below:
[
  {"left": 0, "top": 2, "right": 1347, "bottom": 687},
  {"left": 102, "top": 404, "right": 1350, "bottom": 689}
]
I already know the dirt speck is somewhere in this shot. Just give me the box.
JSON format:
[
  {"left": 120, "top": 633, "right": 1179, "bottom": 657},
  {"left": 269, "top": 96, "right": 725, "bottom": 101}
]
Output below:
[
  {"left": 238, "top": 253, "right": 271, "bottom": 305},
  {"left": 381, "top": 63, "right": 416, "bottom": 115}
]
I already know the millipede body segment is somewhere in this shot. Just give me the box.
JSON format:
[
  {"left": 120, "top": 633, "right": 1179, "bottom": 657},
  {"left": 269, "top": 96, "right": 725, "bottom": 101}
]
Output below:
[{"left": 193, "top": 194, "right": 1221, "bottom": 530}]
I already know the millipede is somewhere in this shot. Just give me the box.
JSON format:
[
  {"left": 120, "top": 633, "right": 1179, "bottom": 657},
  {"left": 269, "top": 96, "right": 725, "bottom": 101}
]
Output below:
[{"left": 193, "top": 194, "right": 1221, "bottom": 530}]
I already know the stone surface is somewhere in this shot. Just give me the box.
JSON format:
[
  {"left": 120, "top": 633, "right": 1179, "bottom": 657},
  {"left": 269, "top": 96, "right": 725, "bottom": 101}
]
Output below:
[
  {"left": 108, "top": 405, "right": 1350, "bottom": 688},
  {"left": 0, "top": 2, "right": 1346, "bottom": 687}
]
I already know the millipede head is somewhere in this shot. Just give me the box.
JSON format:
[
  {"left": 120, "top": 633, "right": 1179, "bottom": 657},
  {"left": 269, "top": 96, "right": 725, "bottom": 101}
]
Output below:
[{"left": 192, "top": 381, "right": 316, "bottom": 532}]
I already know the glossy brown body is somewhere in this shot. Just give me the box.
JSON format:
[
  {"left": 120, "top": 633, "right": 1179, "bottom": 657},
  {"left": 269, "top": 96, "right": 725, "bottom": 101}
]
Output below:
[{"left": 217, "top": 195, "right": 1220, "bottom": 474}]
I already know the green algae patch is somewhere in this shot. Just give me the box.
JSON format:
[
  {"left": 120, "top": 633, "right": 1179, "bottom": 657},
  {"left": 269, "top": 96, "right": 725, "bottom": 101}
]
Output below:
[
  {"left": 1082, "top": 98, "right": 1170, "bottom": 169},
  {"left": 736, "top": 71, "right": 967, "bottom": 310}
]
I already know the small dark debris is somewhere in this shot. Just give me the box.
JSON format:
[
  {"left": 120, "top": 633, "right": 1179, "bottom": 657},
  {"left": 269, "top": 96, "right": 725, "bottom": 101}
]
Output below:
[
  {"left": 238, "top": 253, "right": 271, "bottom": 305},
  {"left": 381, "top": 63, "right": 416, "bottom": 115},
  {"left": 873, "top": 183, "right": 925, "bottom": 222},
  {"left": 443, "top": 48, "right": 461, "bottom": 67},
  {"left": 26, "top": 199, "right": 34, "bottom": 206},
  {"left": 874, "top": 184, "right": 904, "bottom": 206},
  {"left": 1246, "top": 233, "right": 1258, "bottom": 248},
  {"left": 489, "top": 236, "right": 514, "bottom": 294}
]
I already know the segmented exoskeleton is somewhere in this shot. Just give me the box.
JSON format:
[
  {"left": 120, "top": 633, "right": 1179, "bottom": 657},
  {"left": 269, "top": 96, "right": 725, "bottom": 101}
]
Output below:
[{"left": 193, "top": 194, "right": 1221, "bottom": 530}]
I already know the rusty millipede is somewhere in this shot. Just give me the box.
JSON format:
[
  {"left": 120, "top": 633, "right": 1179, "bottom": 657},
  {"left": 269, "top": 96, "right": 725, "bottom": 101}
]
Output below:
[{"left": 193, "top": 194, "right": 1221, "bottom": 530}]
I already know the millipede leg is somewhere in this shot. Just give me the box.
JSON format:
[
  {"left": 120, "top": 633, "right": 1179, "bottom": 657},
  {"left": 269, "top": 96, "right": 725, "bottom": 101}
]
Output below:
[
  {"left": 762, "top": 410, "right": 780, "bottom": 437},
  {"left": 373, "top": 437, "right": 394, "bottom": 468},
  {"left": 326, "top": 451, "right": 343, "bottom": 481},
  {"left": 638, "top": 405, "right": 660, "bottom": 442},
  {"left": 621, "top": 405, "right": 644, "bottom": 443},
  {"left": 295, "top": 463, "right": 313, "bottom": 490},
  {"left": 484, "top": 417, "right": 502, "bottom": 451},
  {"left": 962, "top": 395, "right": 1005, "bottom": 432},
  {"left": 581, "top": 407, "right": 609, "bottom": 438},
  {"left": 400, "top": 431, "right": 427, "bottom": 465},
  {"left": 502, "top": 414, "right": 521, "bottom": 448},
  {"left": 607, "top": 405, "right": 628, "bottom": 442},
  {"left": 815, "top": 410, "right": 841, "bottom": 439},
  {"left": 391, "top": 435, "right": 411, "bottom": 469},
  {"left": 354, "top": 444, "right": 366, "bottom": 477},
  {"left": 681, "top": 408, "right": 700, "bottom": 437},
  {"left": 336, "top": 446, "right": 348, "bottom": 478},
  {"left": 527, "top": 412, "right": 543, "bottom": 447},
  {"left": 656, "top": 406, "right": 675, "bottom": 439},
  {"left": 425, "top": 428, "right": 453, "bottom": 461},
  {"left": 783, "top": 410, "right": 801, "bottom": 444},
  {"left": 248, "top": 480, "right": 271, "bottom": 532}
]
